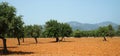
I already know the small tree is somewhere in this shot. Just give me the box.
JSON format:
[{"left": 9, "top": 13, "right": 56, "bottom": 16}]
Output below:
[
  {"left": 13, "top": 16, "right": 24, "bottom": 45},
  {"left": 60, "top": 23, "right": 72, "bottom": 41},
  {"left": 45, "top": 20, "right": 61, "bottom": 42},
  {"left": 98, "top": 26, "right": 109, "bottom": 41},
  {"left": 31, "top": 25, "right": 42, "bottom": 43},
  {"left": 24, "top": 25, "right": 33, "bottom": 37},
  {"left": 107, "top": 24, "right": 115, "bottom": 38},
  {"left": 72, "top": 29, "right": 81, "bottom": 37}
]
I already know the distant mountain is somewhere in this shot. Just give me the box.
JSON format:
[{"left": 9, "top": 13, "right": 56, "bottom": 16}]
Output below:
[
  {"left": 96, "top": 21, "right": 118, "bottom": 27},
  {"left": 67, "top": 21, "right": 119, "bottom": 31}
]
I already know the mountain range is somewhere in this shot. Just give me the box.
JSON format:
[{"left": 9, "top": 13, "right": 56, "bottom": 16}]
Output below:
[{"left": 67, "top": 21, "right": 119, "bottom": 31}]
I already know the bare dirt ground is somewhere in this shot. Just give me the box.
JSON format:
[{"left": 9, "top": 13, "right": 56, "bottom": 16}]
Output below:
[{"left": 0, "top": 37, "right": 120, "bottom": 56}]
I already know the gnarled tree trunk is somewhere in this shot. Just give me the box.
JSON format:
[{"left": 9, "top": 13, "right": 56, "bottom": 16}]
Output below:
[
  {"left": 61, "top": 37, "right": 65, "bottom": 41},
  {"left": 103, "top": 36, "right": 107, "bottom": 41},
  {"left": 17, "top": 37, "right": 20, "bottom": 45},
  {"left": 56, "top": 37, "right": 59, "bottom": 42},
  {"left": 0, "top": 37, "right": 8, "bottom": 54},
  {"left": 34, "top": 37, "right": 38, "bottom": 43}
]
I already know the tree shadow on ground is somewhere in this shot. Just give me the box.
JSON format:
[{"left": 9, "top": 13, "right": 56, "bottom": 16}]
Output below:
[
  {"left": 27, "top": 42, "right": 44, "bottom": 44},
  {"left": 48, "top": 40, "right": 74, "bottom": 43},
  {"left": 60, "top": 41, "right": 74, "bottom": 42},
  {"left": 0, "top": 49, "right": 34, "bottom": 55},
  {"left": 48, "top": 41, "right": 57, "bottom": 43},
  {"left": 0, "top": 46, "right": 17, "bottom": 48},
  {"left": 19, "top": 43, "right": 30, "bottom": 46}
]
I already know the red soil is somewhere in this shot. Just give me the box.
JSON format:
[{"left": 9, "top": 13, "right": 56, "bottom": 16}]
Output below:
[{"left": 0, "top": 37, "right": 120, "bottom": 56}]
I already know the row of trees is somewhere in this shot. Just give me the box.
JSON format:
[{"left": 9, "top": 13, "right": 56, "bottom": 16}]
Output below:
[
  {"left": 1, "top": 2, "right": 120, "bottom": 54},
  {"left": 0, "top": 2, "right": 72, "bottom": 53},
  {"left": 24, "top": 25, "right": 42, "bottom": 43},
  {"left": 72, "top": 25, "right": 120, "bottom": 41},
  {"left": 0, "top": 2, "right": 24, "bottom": 53},
  {"left": 0, "top": 2, "right": 42, "bottom": 53}
]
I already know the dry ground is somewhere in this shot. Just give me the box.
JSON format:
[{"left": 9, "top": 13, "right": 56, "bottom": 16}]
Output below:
[{"left": 0, "top": 37, "right": 120, "bottom": 56}]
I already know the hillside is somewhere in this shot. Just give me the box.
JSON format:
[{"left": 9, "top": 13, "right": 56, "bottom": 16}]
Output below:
[{"left": 67, "top": 21, "right": 119, "bottom": 30}]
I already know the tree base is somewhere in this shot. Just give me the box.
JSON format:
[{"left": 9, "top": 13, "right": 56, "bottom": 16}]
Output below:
[
  {"left": 103, "top": 39, "right": 107, "bottom": 41},
  {"left": 2, "top": 49, "right": 8, "bottom": 54},
  {"left": 103, "top": 37, "right": 107, "bottom": 41},
  {"left": 34, "top": 37, "right": 38, "bottom": 43},
  {"left": 56, "top": 37, "right": 59, "bottom": 42}
]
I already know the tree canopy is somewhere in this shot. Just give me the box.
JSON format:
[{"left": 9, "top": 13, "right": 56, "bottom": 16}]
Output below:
[
  {"left": 0, "top": 2, "right": 18, "bottom": 53},
  {"left": 44, "top": 20, "right": 72, "bottom": 42}
]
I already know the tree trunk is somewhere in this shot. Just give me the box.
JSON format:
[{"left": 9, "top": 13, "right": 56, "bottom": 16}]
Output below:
[
  {"left": 61, "top": 37, "right": 65, "bottom": 41},
  {"left": 56, "top": 37, "right": 59, "bottom": 42},
  {"left": 17, "top": 37, "right": 20, "bottom": 45},
  {"left": 34, "top": 37, "right": 38, "bottom": 43},
  {"left": 103, "top": 36, "right": 107, "bottom": 41},
  {"left": 2, "top": 38, "right": 8, "bottom": 54}
]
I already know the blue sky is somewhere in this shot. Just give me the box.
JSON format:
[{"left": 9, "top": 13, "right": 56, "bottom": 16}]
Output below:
[{"left": 0, "top": 0, "right": 120, "bottom": 25}]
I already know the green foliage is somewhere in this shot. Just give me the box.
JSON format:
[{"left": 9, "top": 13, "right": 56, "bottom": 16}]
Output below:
[
  {"left": 0, "top": 2, "right": 24, "bottom": 38},
  {"left": 0, "top": 2, "right": 16, "bottom": 37},
  {"left": 44, "top": 20, "right": 72, "bottom": 42},
  {"left": 72, "top": 29, "right": 81, "bottom": 37},
  {"left": 71, "top": 25, "right": 116, "bottom": 38},
  {"left": 0, "top": 2, "right": 20, "bottom": 53},
  {"left": 44, "top": 20, "right": 60, "bottom": 37},
  {"left": 24, "top": 25, "right": 33, "bottom": 37},
  {"left": 60, "top": 23, "right": 72, "bottom": 37},
  {"left": 13, "top": 15, "right": 24, "bottom": 38},
  {"left": 97, "top": 25, "right": 115, "bottom": 38},
  {"left": 72, "top": 30, "right": 99, "bottom": 37},
  {"left": 24, "top": 25, "right": 42, "bottom": 38},
  {"left": 31, "top": 25, "right": 42, "bottom": 38},
  {"left": 98, "top": 26, "right": 109, "bottom": 37},
  {"left": 107, "top": 24, "right": 115, "bottom": 37},
  {"left": 116, "top": 25, "right": 120, "bottom": 36},
  {"left": 44, "top": 20, "right": 72, "bottom": 38}
]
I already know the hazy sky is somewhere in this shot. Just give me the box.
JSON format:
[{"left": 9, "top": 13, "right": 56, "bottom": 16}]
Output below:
[{"left": 0, "top": 0, "right": 120, "bottom": 25}]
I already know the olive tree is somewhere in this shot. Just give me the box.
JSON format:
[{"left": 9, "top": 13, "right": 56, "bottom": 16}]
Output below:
[
  {"left": 13, "top": 15, "right": 24, "bottom": 45},
  {"left": 0, "top": 2, "right": 16, "bottom": 53},
  {"left": 60, "top": 23, "right": 72, "bottom": 41},
  {"left": 98, "top": 26, "right": 109, "bottom": 41},
  {"left": 45, "top": 20, "right": 61, "bottom": 42},
  {"left": 31, "top": 25, "right": 42, "bottom": 43},
  {"left": 107, "top": 24, "right": 115, "bottom": 38}
]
